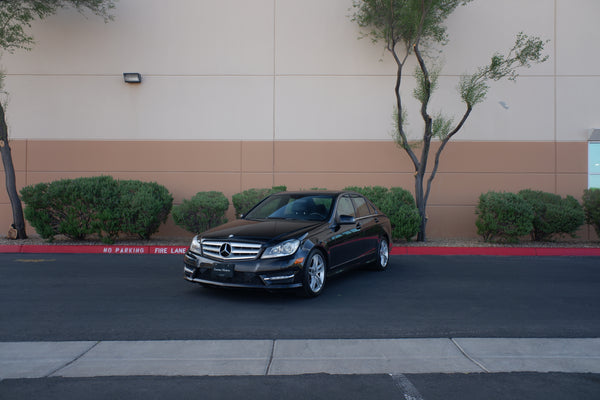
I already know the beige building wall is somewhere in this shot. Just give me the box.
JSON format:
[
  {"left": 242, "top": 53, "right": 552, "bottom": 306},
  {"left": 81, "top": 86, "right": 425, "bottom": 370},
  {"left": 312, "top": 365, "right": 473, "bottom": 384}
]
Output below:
[{"left": 1, "top": 0, "right": 599, "bottom": 240}]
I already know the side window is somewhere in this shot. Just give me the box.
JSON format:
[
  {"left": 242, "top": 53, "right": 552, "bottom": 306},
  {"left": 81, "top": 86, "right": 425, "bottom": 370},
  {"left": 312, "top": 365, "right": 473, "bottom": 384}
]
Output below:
[
  {"left": 366, "top": 200, "right": 379, "bottom": 215},
  {"left": 351, "top": 196, "right": 370, "bottom": 218},
  {"left": 336, "top": 196, "right": 355, "bottom": 218}
]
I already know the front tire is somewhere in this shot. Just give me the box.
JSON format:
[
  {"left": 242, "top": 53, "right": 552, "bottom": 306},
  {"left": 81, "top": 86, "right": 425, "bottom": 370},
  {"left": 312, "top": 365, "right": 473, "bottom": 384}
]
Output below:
[
  {"left": 301, "top": 249, "right": 326, "bottom": 297},
  {"left": 373, "top": 238, "right": 389, "bottom": 271}
]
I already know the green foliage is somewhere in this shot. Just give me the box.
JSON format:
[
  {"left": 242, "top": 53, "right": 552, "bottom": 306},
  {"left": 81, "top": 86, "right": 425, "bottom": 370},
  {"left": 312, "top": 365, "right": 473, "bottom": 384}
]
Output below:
[
  {"left": 458, "top": 73, "right": 488, "bottom": 108},
  {"left": 345, "top": 185, "right": 389, "bottom": 206},
  {"left": 0, "top": 0, "right": 116, "bottom": 52},
  {"left": 392, "top": 106, "right": 411, "bottom": 149},
  {"left": 476, "top": 191, "right": 534, "bottom": 243},
  {"left": 460, "top": 33, "right": 549, "bottom": 107},
  {"left": 0, "top": 0, "right": 117, "bottom": 240},
  {"left": 232, "top": 186, "right": 287, "bottom": 217},
  {"left": 345, "top": 185, "right": 420, "bottom": 241},
  {"left": 431, "top": 111, "right": 454, "bottom": 139},
  {"left": 582, "top": 188, "right": 600, "bottom": 238},
  {"left": 352, "top": 0, "right": 472, "bottom": 51},
  {"left": 518, "top": 189, "right": 584, "bottom": 241},
  {"left": 20, "top": 176, "right": 172, "bottom": 243},
  {"left": 172, "top": 191, "right": 229, "bottom": 234},
  {"left": 352, "top": 1, "right": 548, "bottom": 243},
  {"left": 413, "top": 64, "right": 440, "bottom": 104},
  {"left": 118, "top": 180, "right": 173, "bottom": 240},
  {"left": 21, "top": 176, "right": 111, "bottom": 241}
]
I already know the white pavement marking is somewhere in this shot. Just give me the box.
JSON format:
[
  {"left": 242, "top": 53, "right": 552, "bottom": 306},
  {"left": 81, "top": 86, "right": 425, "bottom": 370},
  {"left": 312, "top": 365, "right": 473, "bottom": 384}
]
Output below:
[
  {"left": 392, "top": 374, "right": 425, "bottom": 400},
  {"left": 1, "top": 338, "right": 600, "bottom": 379}
]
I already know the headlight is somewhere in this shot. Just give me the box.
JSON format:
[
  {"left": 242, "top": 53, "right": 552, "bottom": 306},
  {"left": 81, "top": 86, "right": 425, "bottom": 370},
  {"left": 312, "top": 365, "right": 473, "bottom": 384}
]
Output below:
[
  {"left": 262, "top": 239, "right": 300, "bottom": 259},
  {"left": 189, "top": 236, "right": 202, "bottom": 254}
]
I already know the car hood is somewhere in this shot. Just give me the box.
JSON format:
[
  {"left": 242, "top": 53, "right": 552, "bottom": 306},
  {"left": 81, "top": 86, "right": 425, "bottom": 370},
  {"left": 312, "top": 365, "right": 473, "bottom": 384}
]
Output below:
[{"left": 200, "top": 219, "right": 324, "bottom": 243}]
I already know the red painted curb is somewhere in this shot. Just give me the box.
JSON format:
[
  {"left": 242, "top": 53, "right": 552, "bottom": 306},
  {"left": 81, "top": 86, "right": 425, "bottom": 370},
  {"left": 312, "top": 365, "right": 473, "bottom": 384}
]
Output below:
[
  {"left": 1, "top": 244, "right": 599, "bottom": 256},
  {"left": 0, "top": 245, "right": 189, "bottom": 255},
  {"left": 389, "top": 246, "right": 600, "bottom": 257}
]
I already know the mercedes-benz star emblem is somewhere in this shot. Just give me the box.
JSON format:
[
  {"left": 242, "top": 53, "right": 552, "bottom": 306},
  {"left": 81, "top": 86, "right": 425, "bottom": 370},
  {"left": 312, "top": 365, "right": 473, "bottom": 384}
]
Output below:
[{"left": 219, "top": 243, "right": 232, "bottom": 258}]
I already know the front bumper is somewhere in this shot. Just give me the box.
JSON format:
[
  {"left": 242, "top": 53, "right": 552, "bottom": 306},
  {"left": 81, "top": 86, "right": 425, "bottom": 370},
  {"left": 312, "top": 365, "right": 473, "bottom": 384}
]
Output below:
[{"left": 183, "top": 250, "right": 304, "bottom": 290}]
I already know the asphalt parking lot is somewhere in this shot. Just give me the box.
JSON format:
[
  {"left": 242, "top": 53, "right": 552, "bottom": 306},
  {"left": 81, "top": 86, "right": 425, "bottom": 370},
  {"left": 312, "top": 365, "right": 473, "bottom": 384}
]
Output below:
[
  {"left": 1, "top": 254, "right": 599, "bottom": 341},
  {"left": 1, "top": 253, "right": 599, "bottom": 399}
]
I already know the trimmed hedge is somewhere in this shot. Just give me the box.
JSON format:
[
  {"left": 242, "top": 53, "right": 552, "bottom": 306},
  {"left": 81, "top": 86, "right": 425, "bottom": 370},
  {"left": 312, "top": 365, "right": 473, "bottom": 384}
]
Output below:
[
  {"left": 20, "top": 176, "right": 173, "bottom": 243},
  {"left": 345, "top": 186, "right": 420, "bottom": 241},
  {"left": 518, "top": 189, "right": 585, "bottom": 241},
  {"left": 583, "top": 188, "right": 600, "bottom": 237},
  {"left": 232, "top": 186, "right": 286, "bottom": 217},
  {"left": 476, "top": 190, "right": 587, "bottom": 243},
  {"left": 475, "top": 191, "right": 534, "bottom": 243},
  {"left": 172, "top": 191, "right": 229, "bottom": 234},
  {"left": 118, "top": 180, "right": 174, "bottom": 240}
]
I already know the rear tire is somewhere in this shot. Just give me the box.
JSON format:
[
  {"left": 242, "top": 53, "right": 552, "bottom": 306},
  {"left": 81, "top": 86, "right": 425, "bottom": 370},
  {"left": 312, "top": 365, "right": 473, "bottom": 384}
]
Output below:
[{"left": 301, "top": 249, "right": 326, "bottom": 297}]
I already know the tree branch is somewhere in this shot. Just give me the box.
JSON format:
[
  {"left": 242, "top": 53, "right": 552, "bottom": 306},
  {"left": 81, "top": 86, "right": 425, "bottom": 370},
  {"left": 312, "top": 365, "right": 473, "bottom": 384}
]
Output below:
[
  {"left": 391, "top": 48, "right": 419, "bottom": 169},
  {"left": 424, "top": 104, "right": 472, "bottom": 205}
]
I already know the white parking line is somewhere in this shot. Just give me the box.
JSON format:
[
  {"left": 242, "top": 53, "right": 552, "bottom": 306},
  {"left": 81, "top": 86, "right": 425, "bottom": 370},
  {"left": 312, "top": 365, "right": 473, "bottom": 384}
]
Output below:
[{"left": 392, "top": 374, "right": 425, "bottom": 400}]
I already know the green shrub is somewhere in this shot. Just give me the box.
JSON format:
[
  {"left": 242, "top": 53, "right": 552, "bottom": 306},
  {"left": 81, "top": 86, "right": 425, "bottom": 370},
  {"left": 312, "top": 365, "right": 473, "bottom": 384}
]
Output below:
[
  {"left": 232, "top": 186, "right": 286, "bottom": 217},
  {"left": 118, "top": 180, "right": 173, "bottom": 240},
  {"left": 475, "top": 191, "right": 534, "bottom": 243},
  {"left": 21, "top": 176, "right": 115, "bottom": 241},
  {"left": 583, "top": 188, "right": 600, "bottom": 237},
  {"left": 20, "top": 176, "right": 173, "bottom": 243},
  {"left": 172, "top": 191, "right": 229, "bottom": 234},
  {"left": 518, "top": 189, "right": 585, "bottom": 241},
  {"left": 345, "top": 186, "right": 420, "bottom": 241},
  {"left": 344, "top": 186, "right": 389, "bottom": 207}
]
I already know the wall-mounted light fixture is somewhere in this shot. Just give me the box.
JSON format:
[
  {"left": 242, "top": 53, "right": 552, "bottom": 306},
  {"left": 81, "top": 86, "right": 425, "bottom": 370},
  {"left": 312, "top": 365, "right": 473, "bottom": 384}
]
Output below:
[{"left": 123, "top": 72, "right": 142, "bottom": 84}]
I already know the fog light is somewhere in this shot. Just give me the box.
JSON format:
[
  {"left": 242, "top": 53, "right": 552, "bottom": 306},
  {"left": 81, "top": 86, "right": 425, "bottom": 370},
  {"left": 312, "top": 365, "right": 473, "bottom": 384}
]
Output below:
[{"left": 260, "top": 272, "right": 297, "bottom": 285}]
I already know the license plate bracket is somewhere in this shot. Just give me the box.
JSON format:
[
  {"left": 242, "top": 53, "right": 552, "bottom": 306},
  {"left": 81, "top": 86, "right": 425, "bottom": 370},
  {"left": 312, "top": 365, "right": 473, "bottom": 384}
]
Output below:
[{"left": 211, "top": 264, "right": 235, "bottom": 279}]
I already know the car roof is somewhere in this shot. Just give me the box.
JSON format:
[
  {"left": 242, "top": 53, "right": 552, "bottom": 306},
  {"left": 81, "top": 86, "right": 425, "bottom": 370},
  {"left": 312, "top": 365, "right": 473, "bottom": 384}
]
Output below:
[{"left": 271, "top": 190, "right": 357, "bottom": 197}]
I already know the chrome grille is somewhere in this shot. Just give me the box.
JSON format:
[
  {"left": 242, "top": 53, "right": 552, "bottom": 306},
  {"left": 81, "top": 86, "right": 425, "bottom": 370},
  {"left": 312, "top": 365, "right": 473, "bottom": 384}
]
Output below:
[{"left": 201, "top": 240, "right": 263, "bottom": 261}]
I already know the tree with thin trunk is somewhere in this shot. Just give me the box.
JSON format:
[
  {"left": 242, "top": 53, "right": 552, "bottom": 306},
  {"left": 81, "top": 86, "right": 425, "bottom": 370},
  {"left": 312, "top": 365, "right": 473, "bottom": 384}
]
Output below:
[
  {"left": 0, "top": 0, "right": 116, "bottom": 239},
  {"left": 351, "top": 0, "right": 548, "bottom": 241}
]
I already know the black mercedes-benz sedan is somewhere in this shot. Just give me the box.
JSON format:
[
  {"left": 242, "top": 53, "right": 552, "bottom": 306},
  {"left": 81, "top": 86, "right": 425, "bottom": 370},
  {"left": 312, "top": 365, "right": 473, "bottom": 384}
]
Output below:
[{"left": 183, "top": 191, "right": 392, "bottom": 297}]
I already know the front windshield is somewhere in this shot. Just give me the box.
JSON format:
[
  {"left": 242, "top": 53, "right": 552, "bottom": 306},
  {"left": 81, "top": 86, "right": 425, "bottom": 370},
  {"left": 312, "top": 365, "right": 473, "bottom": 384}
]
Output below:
[{"left": 244, "top": 194, "right": 334, "bottom": 221}]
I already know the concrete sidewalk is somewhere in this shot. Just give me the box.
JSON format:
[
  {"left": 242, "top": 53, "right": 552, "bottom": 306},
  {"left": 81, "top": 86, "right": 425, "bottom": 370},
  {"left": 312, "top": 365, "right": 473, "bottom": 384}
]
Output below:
[{"left": 2, "top": 338, "right": 599, "bottom": 379}]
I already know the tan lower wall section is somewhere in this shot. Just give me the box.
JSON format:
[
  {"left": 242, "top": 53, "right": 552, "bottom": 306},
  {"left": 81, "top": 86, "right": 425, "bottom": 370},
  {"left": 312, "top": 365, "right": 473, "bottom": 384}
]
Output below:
[{"left": 0, "top": 139, "right": 596, "bottom": 241}]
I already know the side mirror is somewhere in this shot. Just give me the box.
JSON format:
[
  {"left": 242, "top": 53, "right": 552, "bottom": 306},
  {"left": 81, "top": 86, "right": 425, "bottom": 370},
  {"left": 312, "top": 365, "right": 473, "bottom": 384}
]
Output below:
[{"left": 338, "top": 215, "right": 356, "bottom": 225}]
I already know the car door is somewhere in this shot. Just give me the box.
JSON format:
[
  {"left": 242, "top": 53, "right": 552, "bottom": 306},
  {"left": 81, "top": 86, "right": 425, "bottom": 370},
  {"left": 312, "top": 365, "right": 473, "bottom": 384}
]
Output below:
[
  {"left": 351, "top": 194, "right": 379, "bottom": 262},
  {"left": 327, "top": 195, "right": 363, "bottom": 270}
]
